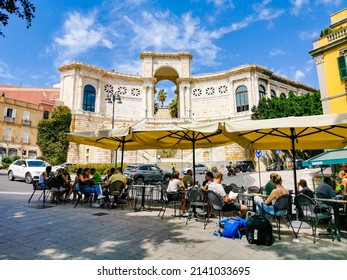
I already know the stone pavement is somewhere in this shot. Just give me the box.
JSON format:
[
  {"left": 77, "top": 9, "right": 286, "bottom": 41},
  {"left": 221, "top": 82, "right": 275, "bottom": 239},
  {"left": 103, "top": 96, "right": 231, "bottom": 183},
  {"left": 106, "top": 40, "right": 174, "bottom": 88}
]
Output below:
[{"left": 0, "top": 170, "right": 346, "bottom": 260}]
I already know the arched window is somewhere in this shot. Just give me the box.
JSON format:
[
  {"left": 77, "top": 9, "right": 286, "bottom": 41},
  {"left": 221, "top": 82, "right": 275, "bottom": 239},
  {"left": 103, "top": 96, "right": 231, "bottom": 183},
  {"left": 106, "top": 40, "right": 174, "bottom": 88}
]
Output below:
[
  {"left": 82, "top": 85, "right": 96, "bottom": 112},
  {"left": 259, "top": 85, "right": 266, "bottom": 100},
  {"left": 270, "top": 89, "right": 276, "bottom": 99},
  {"left": 236, "top": 85, "right": 249, "bottom": 112},
  {"left": 280, "top": 92, "right": 286, "bottom": 98}
]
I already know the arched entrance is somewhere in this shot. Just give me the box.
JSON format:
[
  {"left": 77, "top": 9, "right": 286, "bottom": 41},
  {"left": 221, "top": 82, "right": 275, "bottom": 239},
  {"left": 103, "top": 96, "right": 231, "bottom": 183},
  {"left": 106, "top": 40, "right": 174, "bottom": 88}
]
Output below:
[
  {"left": 154, "top": 66, "right": 179, "bottom": 118},
  {"left": 140, "top": 51, "right": 192, "bottom": 119}
]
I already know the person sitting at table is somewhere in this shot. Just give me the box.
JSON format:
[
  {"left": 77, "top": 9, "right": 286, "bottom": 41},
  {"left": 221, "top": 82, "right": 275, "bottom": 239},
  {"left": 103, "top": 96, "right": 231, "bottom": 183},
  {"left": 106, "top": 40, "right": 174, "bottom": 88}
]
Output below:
[
  {"left": 202, "top": 171, "right": 213, "bottom": 190},
  {"left": 207, "top": 172, "right": 248, "bottom": 217},
  {"left": 338, "top": 170, "right": 347, "bottom": 195},
  {"left": 183, "top": 169, "right": 194, "bottom": 188},
  {"left": 264, "top": 173, "right": 277, "bottom": 195},
  {"left": 101, "top": 167, "right": 127, "bottom": 205},
  {"left": 254, "top": 173, "right": 289, "bottom": 216},
  {"left": 167, "top": 171, "right": 186, "bottom": 214},
  {"left": 71, "top": 167, "right": 83, "bottom": 202},
  {"left": 298, "top": 179, "right": 314, "bottom": 198},
  {"left": 316, "top": 177, "right": 335, "bottom": 199},
  {"left": 38, "top": 165, "right": 53, "bottom": 190},
  {"left": 78, "top": 167, "right": 103, "bottom": 208}
]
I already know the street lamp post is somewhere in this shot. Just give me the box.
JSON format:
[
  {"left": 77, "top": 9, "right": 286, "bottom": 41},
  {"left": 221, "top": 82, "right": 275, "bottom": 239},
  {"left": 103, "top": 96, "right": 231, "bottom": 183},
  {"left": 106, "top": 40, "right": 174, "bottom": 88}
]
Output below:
[{"left": 105, "top": 91, "right": 122, "bottom": 166}]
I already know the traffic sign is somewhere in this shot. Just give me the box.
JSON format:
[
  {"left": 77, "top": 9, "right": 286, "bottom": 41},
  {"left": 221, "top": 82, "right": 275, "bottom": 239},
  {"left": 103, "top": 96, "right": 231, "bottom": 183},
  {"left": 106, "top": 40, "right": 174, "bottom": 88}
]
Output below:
[
  {"left": 255, "top": 150, "right": 262, "bottom": 158},
  {"left": 276, "top": 149, "right": 281, "bottom": 154}
]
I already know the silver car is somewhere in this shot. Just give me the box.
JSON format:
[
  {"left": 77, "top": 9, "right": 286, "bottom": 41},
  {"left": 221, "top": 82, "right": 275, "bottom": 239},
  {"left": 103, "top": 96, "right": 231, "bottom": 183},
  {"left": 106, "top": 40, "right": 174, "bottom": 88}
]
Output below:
[
  {"left": 123, "top": 164, "right": 171, "bottom": 184},
  {"left": 8, "top": 159, "right": 47, "bottom": 184},
  {"left": 182, "top": 164, "right": 208, "bottom": 175}
]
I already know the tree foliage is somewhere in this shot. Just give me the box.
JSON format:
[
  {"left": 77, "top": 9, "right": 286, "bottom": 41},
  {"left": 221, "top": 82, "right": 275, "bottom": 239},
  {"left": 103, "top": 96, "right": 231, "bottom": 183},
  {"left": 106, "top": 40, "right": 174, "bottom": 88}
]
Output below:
[
  {"left": 37, "top": 106, "right": 72, "bottom": 165},
  {"left": 168, "top": 97, "right": 178, "bottom": 118},
  {"left": 251, "top": 91, "right": 324, "bottom": 163},
  {"left": 157, "top": 89, "right": 167, "bottom": 107},
  {"left": 0, "top": 0, "right": 35, "bottom": 37},
  {"left": 251, "top": 91, "right": 322, "bottom": 120}
]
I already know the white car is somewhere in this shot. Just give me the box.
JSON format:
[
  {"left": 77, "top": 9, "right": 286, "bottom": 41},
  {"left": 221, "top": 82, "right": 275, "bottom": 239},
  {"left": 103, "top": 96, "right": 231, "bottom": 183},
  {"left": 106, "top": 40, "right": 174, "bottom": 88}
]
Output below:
[{"left": 8, "top": 159, "right": 47, "bottom": 184}]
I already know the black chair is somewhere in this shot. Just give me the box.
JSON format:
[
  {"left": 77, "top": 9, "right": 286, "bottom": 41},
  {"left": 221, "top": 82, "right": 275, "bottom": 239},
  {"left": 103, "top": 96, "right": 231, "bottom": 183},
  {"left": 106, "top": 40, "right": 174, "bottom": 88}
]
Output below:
[
  {"left": 296, "top": 194, "right": 334, "bottom": 242},
  {"left": 261, "top": 194, "right": 295, "bottom": 240},
  {"left": 244, "top": 186, "right": 260, "bottom": 209},
  {"left": 247, "top": 186, "right": 260, "bottom": 194},
  {"left": 185, "top": 187, "right": 208, "bottom": 225},
  {"left": 28, "top": 179, "right": 49, "bottom": 207},
  {"left": 107, "top": 180, "right": 127, "bottom": 210},
  {"left": 204, "top": 190, "right": 224, "bottom": 229},
  {"left": 158, "top": 184, "right": 182, "bottom": 219},
  {"left": 74, "top": 183, "right": 94, "bottom": 208}
]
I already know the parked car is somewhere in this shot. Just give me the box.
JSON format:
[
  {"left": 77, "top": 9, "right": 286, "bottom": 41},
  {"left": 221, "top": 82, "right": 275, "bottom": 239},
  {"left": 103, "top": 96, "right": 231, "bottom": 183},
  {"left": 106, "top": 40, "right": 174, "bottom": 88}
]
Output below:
[
  {"left": 8, "top": 159, "right": 47, "bottom": 184},
  {"left": 266, "top": 162, "right": 284, "bottom": 171},
  {"left": 123, "top": 164, "right": 171, "bottom": 184},
  {"left": 182, "top": 164, "right": 208, "bottom": 175},
  {"left": 235, "top": 160, "right": 254, "bottom": 173},
  {"left": 52, "top": 162, "right": 76, "bottom": 172}
]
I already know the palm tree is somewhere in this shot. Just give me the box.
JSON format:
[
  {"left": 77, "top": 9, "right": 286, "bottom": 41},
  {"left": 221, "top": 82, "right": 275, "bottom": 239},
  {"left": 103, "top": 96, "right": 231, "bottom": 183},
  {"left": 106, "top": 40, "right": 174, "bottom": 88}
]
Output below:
[
  {"left": 168, "top": 97, "right": 178, "bottom": 118},
  {"left": 157, "top": 89, "right": 167, "bottom": 107},
  {"left": 154, "top": 102, "right": 159, "bottom": 114}
]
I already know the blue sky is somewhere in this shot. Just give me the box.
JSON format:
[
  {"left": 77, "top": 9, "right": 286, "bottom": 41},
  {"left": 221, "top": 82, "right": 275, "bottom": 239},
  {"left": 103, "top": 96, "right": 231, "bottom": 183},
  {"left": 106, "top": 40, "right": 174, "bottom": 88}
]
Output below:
[{"left": 0, "top": 0, "right": 345, "bottom": 103}]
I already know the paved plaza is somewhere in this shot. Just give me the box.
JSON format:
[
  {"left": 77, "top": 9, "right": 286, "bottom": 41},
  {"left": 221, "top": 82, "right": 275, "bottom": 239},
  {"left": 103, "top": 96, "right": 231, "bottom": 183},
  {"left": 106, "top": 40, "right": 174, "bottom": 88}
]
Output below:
[{"left": 0, "top": 169, "right": 346, "bottom": 260}]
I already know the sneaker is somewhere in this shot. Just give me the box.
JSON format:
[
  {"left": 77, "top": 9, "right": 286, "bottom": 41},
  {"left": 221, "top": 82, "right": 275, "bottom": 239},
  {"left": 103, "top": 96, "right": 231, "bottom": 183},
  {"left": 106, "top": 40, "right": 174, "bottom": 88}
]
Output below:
[
  {"left": 92, "top": 203, "right": 101, "bottom": 208},
  {"left": 97, "top": 194, "right": 105, "bottom": 200}
]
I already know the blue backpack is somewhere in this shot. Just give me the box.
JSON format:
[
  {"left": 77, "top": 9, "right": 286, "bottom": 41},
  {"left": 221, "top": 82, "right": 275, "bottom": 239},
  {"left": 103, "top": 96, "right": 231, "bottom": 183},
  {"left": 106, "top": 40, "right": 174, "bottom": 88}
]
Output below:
[{"left": 217, "top": 216, "right": 247, "bottom": 239}]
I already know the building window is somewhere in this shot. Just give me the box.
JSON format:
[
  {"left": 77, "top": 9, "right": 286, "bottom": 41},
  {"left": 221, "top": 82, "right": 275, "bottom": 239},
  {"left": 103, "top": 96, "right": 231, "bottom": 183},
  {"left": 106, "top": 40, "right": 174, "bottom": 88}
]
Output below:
[
  {"left": 3, "top": 107, "right": 16, "bottom": 123},
  {"left": 236, "top": 85, "right": 249, "bottom": 112},
  {"left": 22, "top": 131, "right": 29, "bottom": 144},
  {"left": 0, "top": 147, "right": 6, "bottom": 157},
  {"left": 8, "top": 148, "right": 17, "bottom": 157},
  {"left": 22, "top": 111, "right": 31, "bottom": 126},
  {"left": 270, "top": 89, "right": 276, "bottom": 99},
  {"left": 337, "top": 55, "right": 347, "bottom": 80},
  {"left": 43, "top": 111, "right": 50, "bottom": 119},
  {"left": 259, "top": 85, "right": 266, "bottom": 100},
  {"left": 4, "top": 128, "right": 12, "bottom": 142},
  {"left": 82, "top": 85, "right": 96, "bottom": 112},
  {"left": 280, "top": 92, "right": 286, "bottom": 98}
]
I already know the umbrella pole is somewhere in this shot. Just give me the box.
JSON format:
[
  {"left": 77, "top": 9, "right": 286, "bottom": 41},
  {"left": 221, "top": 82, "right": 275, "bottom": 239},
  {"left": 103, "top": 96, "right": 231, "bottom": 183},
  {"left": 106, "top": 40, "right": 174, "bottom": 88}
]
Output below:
[
  {"left": 120, "top": 138, "right": 125, "bottom": 171},
  {"left": 290, "top": 128, "right": 310, "bottom": 234},
  {"left": 192, "top": 132, "right": 196, "bottom": 185}
]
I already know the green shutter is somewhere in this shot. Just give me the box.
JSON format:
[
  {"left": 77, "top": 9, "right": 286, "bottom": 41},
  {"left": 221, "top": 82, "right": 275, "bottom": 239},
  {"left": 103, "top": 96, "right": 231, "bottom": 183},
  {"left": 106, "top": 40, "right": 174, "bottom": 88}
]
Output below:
[{"left": 337, "top": 56, "right": 347, "bottom": 80}]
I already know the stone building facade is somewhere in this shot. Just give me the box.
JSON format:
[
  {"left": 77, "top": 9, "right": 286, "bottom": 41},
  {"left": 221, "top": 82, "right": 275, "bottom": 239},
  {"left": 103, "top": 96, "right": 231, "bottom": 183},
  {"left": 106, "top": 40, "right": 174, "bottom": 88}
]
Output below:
[{"left": 58, "top": 51, "right": 317, "bottom": 166}]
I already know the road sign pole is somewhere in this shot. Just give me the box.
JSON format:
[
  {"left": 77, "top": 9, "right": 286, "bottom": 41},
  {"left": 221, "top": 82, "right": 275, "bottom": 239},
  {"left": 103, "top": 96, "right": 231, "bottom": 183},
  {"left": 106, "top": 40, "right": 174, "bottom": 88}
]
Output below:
[{"left": 258, "top": 157, "right": 261, "bottom": 189}]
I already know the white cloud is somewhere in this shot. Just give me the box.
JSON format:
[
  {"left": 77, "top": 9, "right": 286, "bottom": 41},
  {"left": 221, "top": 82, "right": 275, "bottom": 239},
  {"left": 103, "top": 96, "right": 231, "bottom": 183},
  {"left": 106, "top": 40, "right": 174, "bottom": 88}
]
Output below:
[
  {"left": 316, "top": 0, "right": 342, "bottom": 5},
  {"left": 293, "top": 69, "right": 305, "bottom": 80},
  {"left": 113, "top": 59, "right": 142, "bottom": 75},
  {"left": 52, "top": 11, "right": 113, "bottom": 66},
  {"left": 123, "top": 11, "right": 220, "bottom": 66},
  {"left": 206, "top": 0, "right": 235, "bottom": 9},
  {"left": 269, "top": 48, "right": 285, "bottom": 57},
  {"left": 211, "top": 2, "right": 284, "bottom": 38},
  {"left": 299, "top": 30, "right": 319, "bottom": 40},
  {"left": 290, "top": 0, "right": 309, "bottom": 16},
  {"left": 0, "top": 61, "right": 15, "bottom": 80}
]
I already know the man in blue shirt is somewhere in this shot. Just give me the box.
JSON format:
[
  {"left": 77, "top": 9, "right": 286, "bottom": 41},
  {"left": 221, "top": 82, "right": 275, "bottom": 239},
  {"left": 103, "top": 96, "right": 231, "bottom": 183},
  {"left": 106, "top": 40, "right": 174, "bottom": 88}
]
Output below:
[{"left": 317, "top": 177, "right": 335, "bottom": 199}]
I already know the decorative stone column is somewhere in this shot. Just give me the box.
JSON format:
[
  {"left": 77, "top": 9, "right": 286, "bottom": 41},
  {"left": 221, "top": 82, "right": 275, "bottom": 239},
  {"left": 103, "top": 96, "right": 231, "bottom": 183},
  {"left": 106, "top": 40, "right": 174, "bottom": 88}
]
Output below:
[{"left": 143, "top": 78, "right": 157, "bottom": 118}]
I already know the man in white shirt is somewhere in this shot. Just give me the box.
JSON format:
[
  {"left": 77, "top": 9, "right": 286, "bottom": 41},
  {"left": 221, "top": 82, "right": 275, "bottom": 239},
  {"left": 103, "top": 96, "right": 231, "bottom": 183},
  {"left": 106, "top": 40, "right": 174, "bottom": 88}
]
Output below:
[{"left": 207, "top": 172, "right": 247, "bottom": 216}]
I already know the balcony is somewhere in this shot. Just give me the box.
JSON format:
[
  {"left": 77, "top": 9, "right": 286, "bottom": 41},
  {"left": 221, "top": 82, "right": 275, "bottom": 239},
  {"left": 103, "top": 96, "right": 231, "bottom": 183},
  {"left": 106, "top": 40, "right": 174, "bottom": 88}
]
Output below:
[
  {"left": 327, "top": 27, "right": 347, "bottom": 43},
  {"left": 4, "top": 117, "right": 14, "bottom": 123},
  {"left": 22, "top": 119, "right": 32, "bottom": 126}
]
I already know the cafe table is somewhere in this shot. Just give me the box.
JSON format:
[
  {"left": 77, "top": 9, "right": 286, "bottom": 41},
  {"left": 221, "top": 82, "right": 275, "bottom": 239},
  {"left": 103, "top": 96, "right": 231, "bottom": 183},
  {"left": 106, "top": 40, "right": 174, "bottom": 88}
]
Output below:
[
  {"left": 133, "top": 184, "right": 157, "bottom": 212},
  {"left": 315, "top": 197, "right": 347, "bottom": 241}
]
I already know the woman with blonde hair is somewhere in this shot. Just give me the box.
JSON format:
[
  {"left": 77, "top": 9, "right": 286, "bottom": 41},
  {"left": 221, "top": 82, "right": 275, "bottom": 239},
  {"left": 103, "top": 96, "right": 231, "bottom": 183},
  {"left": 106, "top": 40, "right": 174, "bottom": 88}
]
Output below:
[
  {"left": 338, "top": 170, "right": 347, "bottom": 195},
  {"left": 254, "top": 173, "right": 289, "bottom": 215}
]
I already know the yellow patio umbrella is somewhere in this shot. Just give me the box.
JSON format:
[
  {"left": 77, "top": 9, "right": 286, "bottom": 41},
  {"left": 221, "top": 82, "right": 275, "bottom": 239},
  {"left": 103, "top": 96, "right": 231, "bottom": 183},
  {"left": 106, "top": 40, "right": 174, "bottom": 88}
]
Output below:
[
  {"left": 224, "top": 113, "right": 347, "bottom": 195},
  {"left": 66, "top": 127, "right": 156, "bottom": 169},
  {"left": 133, "top": 121, "right": 234, "bottom": 182}
]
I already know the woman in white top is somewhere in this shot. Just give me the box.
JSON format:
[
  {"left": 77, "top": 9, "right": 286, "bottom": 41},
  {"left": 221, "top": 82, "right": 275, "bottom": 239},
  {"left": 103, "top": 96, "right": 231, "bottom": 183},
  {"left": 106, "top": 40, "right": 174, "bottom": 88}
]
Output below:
[
  {"left": 167, "top": 171, "right": 182, "bottom": 193},
  {"left": 254, "top": 173, "right": 289, "bottom": 215}
]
